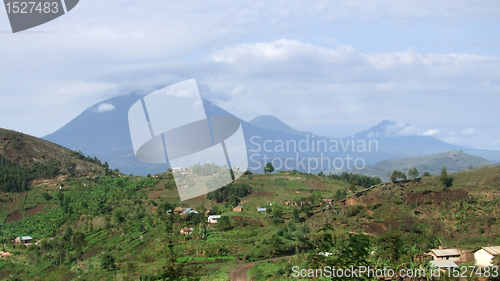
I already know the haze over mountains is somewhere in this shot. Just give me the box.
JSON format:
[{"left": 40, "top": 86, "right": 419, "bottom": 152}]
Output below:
[{"left": 43, "top": 93, "right": 500, "bottom": 177}]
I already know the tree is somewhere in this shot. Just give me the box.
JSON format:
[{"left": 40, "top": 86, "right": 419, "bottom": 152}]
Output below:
[
  {"left": 217, "top": 216, "right": 231, "bottom": 231},
  {"left": 100, "top": 254, "right": 116, "bottom": 270},
  {"left": 334, "top": 189, "right": 346, "bottom": 201},
  {"left": 63, "top": 227, "right": 73, "bottom": 242},
  {"left": 72, "top": 231, "right": 87, "bottom": 266},
  {"left": 42, "top": 192, "right": 52, "bottom": 201},
  {"left": 440, "top": 167, "right": 453, "bottom": 189},
  {"left": 301, "top": 204, "right": 313, "bottom": 219},
  {"left": 310, "top": 224, "right": 372, "bottom": 272},
  {"left": 376, "top": 231, "right": 404, "bottom": 262},
  {"left": 493, "top": 255, "right": 500, "bottom": 267},
  {"left": 264, "top": 162, "right": 275, "bottom": 174},
  {"left": 408, "top": 167, "right": 419, "bottom": 180},
  {"left": 272, "top": 209, "right": 283, "bottom": 225},
  {"left": 390, "top": 170, "right": 407, "bottom": 182},
  {"left": 292, "top": 208, "right": 301, "bottom": 221}
]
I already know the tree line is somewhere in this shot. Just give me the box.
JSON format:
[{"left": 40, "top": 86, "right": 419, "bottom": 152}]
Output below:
[
  {"left": 324, "top": 171, "right": 382, "bottom": 188},
  {"left": 0, "top": 154, "right": 60, "bottom": 192}
]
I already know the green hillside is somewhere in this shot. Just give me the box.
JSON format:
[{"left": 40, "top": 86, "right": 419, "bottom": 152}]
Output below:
[
  {"left": 358, "top": 150, "right": 493, "bottom": 181},
  {"left": 0, "top": 130, "right": 499, "bottom": 281}
]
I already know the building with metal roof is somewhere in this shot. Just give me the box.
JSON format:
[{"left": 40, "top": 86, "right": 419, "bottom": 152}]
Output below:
[
  {"left": 474, "top": 246, "right": 500, "bottom": 267},
  {"left": 428, "top": 249, "right": 461, "bottom": 263},
  {"left": 430, "top": 260, "right": 459, "bottom": 269}
]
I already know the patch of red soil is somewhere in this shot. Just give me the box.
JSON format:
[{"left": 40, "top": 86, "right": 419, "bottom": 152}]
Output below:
[
  {"left": 148, "top": 190, "right": 163, "bottom": 199},
  {"left": 81, "top": 247, "right": 103, "bottom": 260},
  {"left": 359, "top": 195, "right": 377, "bottom": 205},
  {"left": 5, "top": 204, "right": 47, "bottom": 223},
  {"left": 345, "top": 198, "right": 359, "bottom": 205},
  {"left": 25, "top": 204, "right": 46, "bottom": 216},
  {"left": 5, "top": 211, "right": 22, "bottom": 223},
  {"left": 407, "top": 189, "right": 468, "bottom": 204}
]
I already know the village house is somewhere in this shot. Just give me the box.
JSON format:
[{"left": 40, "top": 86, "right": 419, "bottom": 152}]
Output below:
[
  {"left": 233, "top": 205, "right": 243, "bottom": 212},
  {"left": 180, "top": 228, "right": 194, "bottom": 235},
  {"left": 14, "top": 236, "right": 33, "bottom": 245},
  {"left": 183, "top": 208, "right": 198, "bottom": 214},
  {"left": 173, "top": 207, "right": 185, "bottom": 215},
  {"left": 474, "top": 246, "right": 500, "bottom": 267},
  {"left": 430, "top": 260, "right": 459, "bottom": 270},
  {"left": 427, "top": 249, "right": 461, "bottom": 263},
  {"left": 172, "top": 167, "right": 186, "bottom": 172},
  {"left": 322, "top": 199, "right": 334, "bottom": 205},
  {"left": 208, "top": 215, "right": 221, "bottom": 224}
]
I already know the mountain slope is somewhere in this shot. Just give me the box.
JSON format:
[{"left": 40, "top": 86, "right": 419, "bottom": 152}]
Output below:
[
  {"left": 248, "top": 115, "right": 311, "bottom": 136},
  {"left": 357, "top": 150, "right": 493, "bottom": 181},
  {"left": 1, "top": 128, "right": 110, "bottom": 176},
  {"left": 349, "top": 120, "right": 500, "bottom": 163},
  {"left": 43, "top": 94, "right": 169, "bottom": 176},
  {"left": 43, "top": 93, "right": 500, "bottom": 176}
]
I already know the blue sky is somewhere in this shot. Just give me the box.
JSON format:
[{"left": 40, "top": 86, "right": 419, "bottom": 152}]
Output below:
[{"left": 1, "top": 0, "right": 500, "bottom": 150}]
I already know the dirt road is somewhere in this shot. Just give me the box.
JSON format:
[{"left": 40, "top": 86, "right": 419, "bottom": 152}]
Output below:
[{"left": 229, "top": 256, "right": 294, "bottom": 281}]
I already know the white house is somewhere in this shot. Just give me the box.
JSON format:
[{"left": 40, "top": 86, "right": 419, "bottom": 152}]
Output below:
[
  {"left": 257, "top": 208, "right": 267, "bottom": 212},
  {"left": 208, "top": 215, "right": 221, "bottom": 224},
  {"left": 474, "top": 246, "right": 500, "bottom": 267},
  {"left": 14, "top": 236, "right": 33, "bottom": 244}
]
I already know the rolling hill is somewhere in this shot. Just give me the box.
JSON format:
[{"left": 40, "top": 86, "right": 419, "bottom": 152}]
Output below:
[
  {"left": 0, "top": 129, "right": 499, "bottom": 280},
  {"left": 1, "top": 128, "right": 112, "bottom": 176},
  {"left": 354, "top": 150, "right": 494, "bottom": 181}
]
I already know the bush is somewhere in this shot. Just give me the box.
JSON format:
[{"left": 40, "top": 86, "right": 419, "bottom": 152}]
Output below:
[
  {"left": 100, "top": 254, "right": 116, "bottom": 270},
  {"left": 346, "top": 205, "right": 365, "bottom": 217},
  {"left": 217, "top": 216, "right": 231, "bottom": 231},
  {"left": 368, "top": 203, "right": 382, "bottom": 210},
  {"left": 42, "top": 192, "right": 52, "bottom": 201}
]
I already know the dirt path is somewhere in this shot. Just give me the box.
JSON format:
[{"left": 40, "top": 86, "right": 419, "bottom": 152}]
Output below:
[{"left": 229, "top": 255, "right": 294, "bottom": 281}]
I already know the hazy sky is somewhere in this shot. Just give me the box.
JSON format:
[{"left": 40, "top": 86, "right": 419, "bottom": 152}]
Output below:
[{"left": 1, "top": 0, "right": 500, "bottom": 150}]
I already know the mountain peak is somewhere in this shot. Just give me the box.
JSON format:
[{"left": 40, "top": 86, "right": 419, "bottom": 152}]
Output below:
[
  {"left": 354, "top": 120, "right": 415, "bottom": 138},
  {"left": 248, "top": 115, "right": 302, "bottom": 135},
  {"left": 377, "top": 120, "right": 398, "bottom": 127}
]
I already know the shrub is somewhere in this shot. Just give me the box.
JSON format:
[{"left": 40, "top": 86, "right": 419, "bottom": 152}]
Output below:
[
  {"left": 346, "top": 205, "right": 365, "bottom": 217},
  {"left": 100, "top": 254, "right": 116, "bottom": 270}
]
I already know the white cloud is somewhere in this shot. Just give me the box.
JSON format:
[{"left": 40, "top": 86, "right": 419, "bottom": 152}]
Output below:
[
  {"left": 94, "top": 103, "right": 116, "bottom": 113},
  {"left": 461, "top": 127, "right": 477, "bottom": 135},
  {"left": 379, "top": 121, "right": 421, "bottom": 137},
  {"left": 423, "top": 129, "right": 439, "bottom": 136},
  {"left": 0, "top": 0, "right": 499, "bottom": 151}
]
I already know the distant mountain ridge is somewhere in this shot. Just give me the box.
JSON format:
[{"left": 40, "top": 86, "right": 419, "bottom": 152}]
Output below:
[
  {"left": 248, "top": 115, "right": 313, "bottom": 136},
  {"left": 354, "top": 150, "right": 494, "bottom": 181},
  {"left": 43, "top": 92, "right": 500, "bottom": 176}
]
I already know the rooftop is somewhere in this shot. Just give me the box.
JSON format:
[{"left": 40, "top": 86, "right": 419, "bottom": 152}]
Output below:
[
  {"left": 430, "top": 260, "right": 459, "bottom": 268},
  {"left": 482, "top": 246, "right": 500, "bottom": 256},
  {"left": 430, "top": 249, "right": 461, "bottom": 257}
]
